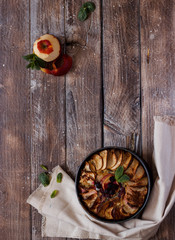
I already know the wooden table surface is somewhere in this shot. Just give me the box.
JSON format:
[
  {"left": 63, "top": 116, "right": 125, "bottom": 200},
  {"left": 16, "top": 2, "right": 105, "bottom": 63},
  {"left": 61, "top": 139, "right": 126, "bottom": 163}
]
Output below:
[{"left": 0, "top": 0, "right": 175, "bottom": 239}]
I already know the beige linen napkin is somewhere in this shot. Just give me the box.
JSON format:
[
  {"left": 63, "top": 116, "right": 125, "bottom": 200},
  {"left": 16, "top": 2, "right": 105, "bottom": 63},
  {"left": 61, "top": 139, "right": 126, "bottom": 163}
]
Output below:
[{"left": 27, "top": 116, "right": 175, "bottom": 240}]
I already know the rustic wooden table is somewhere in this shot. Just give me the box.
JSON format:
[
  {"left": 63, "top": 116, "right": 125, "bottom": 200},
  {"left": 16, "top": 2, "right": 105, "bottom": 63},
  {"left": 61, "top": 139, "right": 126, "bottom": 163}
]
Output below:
[{"left": 0, "top": 0, "right": 175, "bottom": 239}]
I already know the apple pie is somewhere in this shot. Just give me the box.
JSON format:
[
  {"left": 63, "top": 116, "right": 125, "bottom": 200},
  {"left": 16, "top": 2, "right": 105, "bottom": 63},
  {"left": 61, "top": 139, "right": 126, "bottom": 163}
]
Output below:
[{"left": 78, "top": 149, "right": 149, "bottom": 221}]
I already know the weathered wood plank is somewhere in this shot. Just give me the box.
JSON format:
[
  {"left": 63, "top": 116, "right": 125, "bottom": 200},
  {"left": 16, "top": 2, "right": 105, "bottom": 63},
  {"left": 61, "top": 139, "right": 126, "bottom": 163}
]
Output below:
[
  {"left": 141, "top": 0, "right": 175, "bottom": 239},
  {"left": 0, "top": 0, "right": 31, "bottom": 239},
  {"left": 30, "top": 1, "right": 66, "bottom": 239},
  {"left": 65, "top": 0, "right": 102, "bottom": 176},
  {"left": 103, "top": 0, "right": 141, "bottom": 153}
]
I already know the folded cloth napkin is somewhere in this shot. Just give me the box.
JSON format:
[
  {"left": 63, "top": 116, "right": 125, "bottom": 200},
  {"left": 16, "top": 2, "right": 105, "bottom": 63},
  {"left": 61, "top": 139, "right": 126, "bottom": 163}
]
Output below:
[{"left": 27, "top": 116, "right": 175, "bottom": 240}]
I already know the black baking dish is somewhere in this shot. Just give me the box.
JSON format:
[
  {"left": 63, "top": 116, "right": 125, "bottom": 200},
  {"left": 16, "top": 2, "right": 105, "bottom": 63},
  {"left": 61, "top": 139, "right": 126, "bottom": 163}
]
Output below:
[{"left": 75, "top": 146, "right": 152, "bottom": 224}]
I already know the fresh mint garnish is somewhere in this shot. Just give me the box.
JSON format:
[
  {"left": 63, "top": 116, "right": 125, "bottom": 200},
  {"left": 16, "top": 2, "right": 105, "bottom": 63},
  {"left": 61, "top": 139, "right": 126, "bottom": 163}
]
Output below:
[
  {"left": 115, "top": 166, "right": 130, "bottom": 183},
  {"left": 83, "top": 2, "right": 96, "bottom": 12},
  {"left": 78, "top": 8, "right": 88, "bottom": 21},
  {"left": 23, "top": 53, "right": 47, "bottom": 70},
  {"left": 78, "top": 2, "right": 96, "bottom": 22},
  {"left": 117, "top": 174, "right": 130, "bottom": 183},
  {"left": 115, "top": 166, "right": 124, "bottom": 181}
]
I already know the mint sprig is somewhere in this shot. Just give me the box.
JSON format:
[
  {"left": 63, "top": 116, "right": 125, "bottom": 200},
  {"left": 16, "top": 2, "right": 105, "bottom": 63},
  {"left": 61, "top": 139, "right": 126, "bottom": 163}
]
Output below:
[
  {"left": 78, "top": 2, "right": 96, "bottom": 22},
  {"left": 23, "top": 53, "right": 47, "bottom": 70},
  {"left": 83, "top": 2, "right": 96, "bottom": 12},
  {"left": 115, "top": 166, "right": 130, "bottom": 183}
]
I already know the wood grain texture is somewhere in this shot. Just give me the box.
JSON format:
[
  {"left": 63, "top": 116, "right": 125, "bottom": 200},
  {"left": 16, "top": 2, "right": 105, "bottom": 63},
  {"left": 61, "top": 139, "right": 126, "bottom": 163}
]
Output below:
[
  {"left": 0, "top": 0, "right": 31, "bottom": 239},
  {"left": 141, "top": 0, "right": 175, "bottom": 239},
  {"left": 0, "top": 0, "right": 175, "bottom": 239},
  {"left": 65, "top": 0, "right": 102, "bottom": 178},
  {"left": 102, "top": 0, "right": 141, "bottom": 152},
  {"left": 30, "top": 1, "right": 66, "bottom": 239}
]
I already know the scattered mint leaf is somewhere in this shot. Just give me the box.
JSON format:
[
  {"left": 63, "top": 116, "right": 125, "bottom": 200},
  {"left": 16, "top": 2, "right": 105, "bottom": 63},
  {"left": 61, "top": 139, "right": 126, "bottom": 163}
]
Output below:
[
  {"left": 50, "top": 190, "right": 58, "bottom": 198},
  {"left": 83, "top": 2, "right": 96, "bottom": 12},
  {"left": 78, "top": 7, "right": 88, "bottom": 21},
  {"left": 39, "top": 172, "right": 50, "bottom": 187},
  {"left": 40, "top": 164, "right": 48, "bottom": 171},
  {"left": 115, "top": 166, "right": 124, "bottom": 181},
  {"left": 57, "top": 172, "right": 63, "bottom": 183},
  {"left": 78, "top": 2, "right": 96, "bottom": 22},
  {"left": 118, "top": 174, "right": 130, "bottom": 183}
]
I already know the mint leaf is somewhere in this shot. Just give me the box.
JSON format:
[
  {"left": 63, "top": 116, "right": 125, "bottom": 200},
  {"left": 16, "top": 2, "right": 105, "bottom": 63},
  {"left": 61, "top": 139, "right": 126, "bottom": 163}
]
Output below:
[
  {"left": 118, "top": 174, "right": 130, "bottom": 183},
  {"left": 78, "top": 2, "right": 96, "bottom": 22},
  {"left": 23, "top": 54, "right": 35, "bottom": 61},
  {"left": 39, "top": 172, "right": 50, "bottom": 187},
  {"left": 33, "top": 61, "right": 41, "bottom": 70},
  {"left": 23, "top": 53, "right": 47, "bottom": 70},
  {"left": 83, "top": 2, "right": 96, "bottom": 12},
  {"left": 78, "top": 7, "right": 88, "bottom": 21},
  {"left": 35, "top": 55, "right": 47, "bottom": 68},
  {"left": 26, "top": 63, "right": 33, "bottom": 69},
  {"left": 57, "top": 172, "right": 63, "bottom": 183},
  {"left": 50, "top": 190, "right": 58, "bottom": 198},
  {"left": 115, "top": 166, "right": 124, "bottom": 181},
  {"left": 40, "top": 164, "right": 48, "bottom": 171}
]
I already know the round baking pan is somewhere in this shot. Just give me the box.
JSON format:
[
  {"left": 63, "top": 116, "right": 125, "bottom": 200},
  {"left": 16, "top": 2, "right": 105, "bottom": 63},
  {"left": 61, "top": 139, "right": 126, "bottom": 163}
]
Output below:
[{"left": 75, "top": 146, "right": 152, "bottom": 224}]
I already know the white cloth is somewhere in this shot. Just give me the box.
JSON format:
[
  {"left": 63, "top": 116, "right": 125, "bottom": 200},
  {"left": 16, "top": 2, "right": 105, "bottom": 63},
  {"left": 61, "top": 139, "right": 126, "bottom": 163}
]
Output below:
[{"left": 27, "top": 116, "right": 175, "bottom": 240}]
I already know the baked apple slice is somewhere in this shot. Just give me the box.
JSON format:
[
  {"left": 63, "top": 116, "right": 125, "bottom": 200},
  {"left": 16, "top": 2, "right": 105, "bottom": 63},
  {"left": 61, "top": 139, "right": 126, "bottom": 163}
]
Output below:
[
  {"left": 123, "top": 198, "right": 139, "bottom": 215},
  {"left": 124, "top": 158, "right": 139, "bottom": 178},
  {"left": 79, "top": 175, "right": 95, "bottom": 188},
  {"left": 84, "top": 162, "right": 91, "bottom": 172},
  {"left": 107, "top": 150, "right": 117, "bottom": 169},
  {"left": 120, "top": 152, "right": 132, "bottom": 170},
  {"left": 99, "top": 150, "right": 108, "bottom": 170},
  {"left": 89, "top": 161, "right": 96, "bottom": 172},
  {"left": 33, "top": 34, "right": 61, "bottom": 62},
  {"left": 90, "top": 197, "right": 101, "bottom": 214},
  {"left": 129, "top": 186, "right": 147, "bottom": 196},
  {"left": 105, "top": 206, "right": 113, "bottom": 219},
  {"left": 125, "top": 186, "right": 147, "bottom": 207},
  {"left": 126, "top": 177, "right": 148, "bottom": 187},
  {"left": 132, "top": 165, "right": 145, "bottom": 181},
  {"left": 110, "top": 150, "right": 123, "bottom": 170},
  {"left": 97, "top": 201, "right": 110, "bottom": 218},
  {"left": 90, "top": 154, "right": 103, "bottom": 171},
  {"left": 120, "top": 207, "right": 130, "bottom": 218},
  {"left": 96, "top": 170, "right": 109, "bottom": 182},
  {"left": 100, "top": 173, "right": 113, "bottom": 189},
  {"left": 81, "top": 189, "right": 97, "bottom": 200},
  {"left": 83, "top": 193, "right": 98, "bottom": 208},
  {"left": 112, "top": 207, "right": 124, "bottom": 220},
  {"left": 81, "top": 171, "right": 95, "bottom": 180}
]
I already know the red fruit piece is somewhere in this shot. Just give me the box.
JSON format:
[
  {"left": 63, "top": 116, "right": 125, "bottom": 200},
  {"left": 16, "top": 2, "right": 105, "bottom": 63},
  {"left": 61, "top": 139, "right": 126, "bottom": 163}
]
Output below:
[
  {"left": 41, "top": 54, "right": 72, "bottom": 76},
  {"left": 37, "top": 40, "right": 53, "bottom": 54},
  {"left": 100, "top": 173, "right": 113, "bottom": 189}
]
